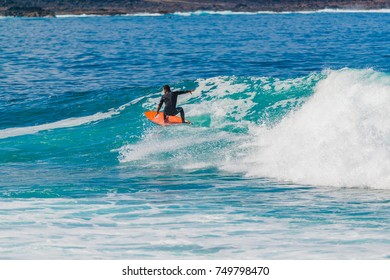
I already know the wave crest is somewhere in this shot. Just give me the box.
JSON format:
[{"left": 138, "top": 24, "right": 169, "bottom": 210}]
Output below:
[{"left": 224, "top": 69, "right": 390, "bottom": 189}]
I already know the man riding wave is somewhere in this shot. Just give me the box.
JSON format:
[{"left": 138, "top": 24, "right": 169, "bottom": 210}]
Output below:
[{"left": 155, "top": 85, "right": 194, "bottom": 123}]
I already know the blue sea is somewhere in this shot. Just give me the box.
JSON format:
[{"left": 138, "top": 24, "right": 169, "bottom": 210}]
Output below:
[{"left": 1, "top": 11, "right": 390, "bottom": 259}]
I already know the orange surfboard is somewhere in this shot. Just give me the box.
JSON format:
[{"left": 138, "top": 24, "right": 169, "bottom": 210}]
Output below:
[{"left": 144, "top": 111, "right": 191, "bottom": 126}]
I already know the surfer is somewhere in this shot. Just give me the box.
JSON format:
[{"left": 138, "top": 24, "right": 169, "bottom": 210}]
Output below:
[{"left": 155, "top": 85, "right": 194, "bottom": 123}]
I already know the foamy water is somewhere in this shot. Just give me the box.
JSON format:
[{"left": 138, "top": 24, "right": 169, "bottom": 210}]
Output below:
[{"left": 223, "top": 69, "right": 390, "bottom": 189}]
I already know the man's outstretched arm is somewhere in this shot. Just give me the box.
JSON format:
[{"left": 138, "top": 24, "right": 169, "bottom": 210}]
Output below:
[{"left": 176, "top": 90, "right": 194, "bottom": 95}]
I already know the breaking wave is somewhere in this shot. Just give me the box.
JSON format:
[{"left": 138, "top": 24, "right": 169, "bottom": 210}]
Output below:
[{"left": 120, "top": 68, "right": 390, "bottom": 189}]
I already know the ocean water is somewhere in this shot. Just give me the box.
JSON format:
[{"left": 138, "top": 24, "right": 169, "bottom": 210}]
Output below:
[{"left": 1, "top": 11, "right": 390, "bottom": 259}]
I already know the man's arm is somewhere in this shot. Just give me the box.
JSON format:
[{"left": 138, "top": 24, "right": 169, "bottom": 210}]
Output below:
[
  {"left": 155, "top": 97, "right": 164, "bottom": 117},
  {"left": 176, "top": 90, "right": 194, "bottom": 95}
]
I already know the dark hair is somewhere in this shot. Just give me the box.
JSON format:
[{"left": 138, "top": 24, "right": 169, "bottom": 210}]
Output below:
[{"left": 163, "top": 85, "right": 171, "bottom": 92}]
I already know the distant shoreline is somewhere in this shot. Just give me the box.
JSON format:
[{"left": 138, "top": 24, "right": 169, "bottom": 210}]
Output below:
[
  {"left": 2, "top": 9, "right": 390, "bottom": 18},
  {"left": 1, "top": 0, "right": 389, "bottom": 17}
]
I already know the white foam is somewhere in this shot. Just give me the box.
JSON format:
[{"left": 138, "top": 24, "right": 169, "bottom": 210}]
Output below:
[
  {"left": 188, "top": 77, "right": 255, "bottom": 127},
  {"left": 2, "top": 191, "right": 389, "bottom": 259},
  {"left": 224, "top": 69, "right": 390, "bottom": 189},
  {"left": 124, "top": 13, "right": 164, "bottom": 17},
  {"left": 119, "top": 126, "right": 232, "bottom": 165},
  {"left": 56, "top": 14, "right": 110, "bottom": 18},
  {"left": 173, "top": 11, "right": 262, "bottom": 16},
  {"left": 310, "top": 8, "right": 390, "bottom": 14}
]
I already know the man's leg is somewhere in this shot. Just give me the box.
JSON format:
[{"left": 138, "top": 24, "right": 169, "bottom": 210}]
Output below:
[{"left": 176, "top": 107, "right": 185, "bottom": 123}]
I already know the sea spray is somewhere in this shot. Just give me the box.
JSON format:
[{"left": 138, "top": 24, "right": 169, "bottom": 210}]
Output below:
[{"left": 224, "top": 69, "right": 390, "bottom": 189}]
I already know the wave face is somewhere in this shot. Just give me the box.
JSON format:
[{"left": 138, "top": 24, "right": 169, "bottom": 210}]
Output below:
[{"left": 117, "top": 69, "right": 390, "bottom": 189}]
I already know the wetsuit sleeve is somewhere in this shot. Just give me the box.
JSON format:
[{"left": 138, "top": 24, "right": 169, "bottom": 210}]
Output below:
[
  {"left": 156, "top": 96, "right": 164, "bottom": 113},
  {"left": 174, "top": 91, "right": 190, "bottom": 95},
  {"left": 158, "top": 96, "right": 164, "bottom": 107}
]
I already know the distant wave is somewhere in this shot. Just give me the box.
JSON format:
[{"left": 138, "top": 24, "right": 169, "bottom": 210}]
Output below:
[
  {"left": 173, "top": 9, "right": 390, "bottom": 16},
  {"left": 57, "top": 13, "right": 164, "bottom": 18},
  {"left": 124, "top": 13, "right": 164, "bottom": 17},
  {"left": 0, "top": 111, "right": 118, "bottom": 139},
  {"left": 297, "top": 8, "right": 390, "bottom": 14},
  {"left": 0, "top": 96, "right": 144, "bottom": 139},
  {"left": 56, "top": 14, "right": 111, "bottom": 18}
]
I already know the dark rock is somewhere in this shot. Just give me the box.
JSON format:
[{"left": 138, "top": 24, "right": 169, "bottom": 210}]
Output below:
[
  {"left": 158, "top": 10, "right": 173, "bottom": 15},
  {"left": 4, "top": 6, "right": 55, "bottom": 17},
  {"left": 234, "top": 4, "right": 250, "bottom": 11}
]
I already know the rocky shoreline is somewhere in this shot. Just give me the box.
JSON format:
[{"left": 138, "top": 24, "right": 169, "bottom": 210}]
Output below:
[{"left": 0, "top": 0, "right": 389, "bottom": 17}]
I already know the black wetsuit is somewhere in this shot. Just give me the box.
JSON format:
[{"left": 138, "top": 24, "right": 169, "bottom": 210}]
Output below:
[{"left": 158, "top": 91, "right": 188, "bottom": 122}]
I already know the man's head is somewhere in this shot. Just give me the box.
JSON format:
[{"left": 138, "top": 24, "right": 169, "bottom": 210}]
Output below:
[{"left": 163, "top": 85, "right": 171, "bottom": 93}]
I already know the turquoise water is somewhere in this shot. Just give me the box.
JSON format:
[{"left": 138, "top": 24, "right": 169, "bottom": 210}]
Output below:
[{"left": 1, "top": 12, "right": 390, "bottom": 259}]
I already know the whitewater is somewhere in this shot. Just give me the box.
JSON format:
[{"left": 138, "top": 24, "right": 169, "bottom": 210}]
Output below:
[{"left": 1, "top": 12, "right": 390, "bottom": 259}]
